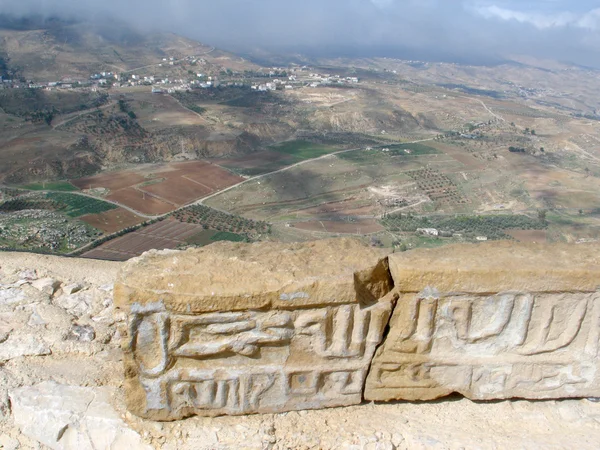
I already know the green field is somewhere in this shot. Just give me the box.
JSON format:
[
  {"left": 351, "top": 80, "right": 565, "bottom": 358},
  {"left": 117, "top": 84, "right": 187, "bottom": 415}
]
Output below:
[
  {"left": 384, "top": 142, "right": 439, "bottom": 156},
  {"left": 45, "top": 193, "right": 117, "bottom": 217},
  {"left": 211, "top": 231, "right": 246, "bottom": 242},
  {"left": 185, "top": 229, "right": 246, "bottom": 247},
  {"left": 270, "top": 140, "right": 337, "bottom": 162},
  {"left": 20, "top": 181, "right": 79, "bottom": 192},
  {"left": 185, "top": 230, "right": 219, "bottom": 246}
]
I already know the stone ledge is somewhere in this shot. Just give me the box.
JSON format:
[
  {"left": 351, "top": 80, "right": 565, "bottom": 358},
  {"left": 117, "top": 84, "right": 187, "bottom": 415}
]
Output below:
[
  {"left": 115, "top": 238, "right": 394, "bottom": 420},
  {"left": 387, "top": 241, "right": 600, "bottom": 293},
  {"left": 115, "top": 240, "right": 600, "bottom": 420},
  {"left": 115, "top": 239, "right": 393, "bottom": 314}
]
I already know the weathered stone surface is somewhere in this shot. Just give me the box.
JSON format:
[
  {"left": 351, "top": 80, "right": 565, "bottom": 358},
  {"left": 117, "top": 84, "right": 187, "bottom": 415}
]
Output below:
[
  {"left": 9, "top": 382, "right": 151, "bottom": 450},
  {"left": 365, "top": 242, "right": 600, "bottom": 402},
  {"left": 62, "top": 283, "right": 85, "bottom": 296},
  {"left": 115, "top": 239, "right": 392, "bottom": 313},
  {"left": 0, "top": 334, "right": 51, "bottom": 362},
  {"left": 116, "top": 239, "right": 394, "bottom": 420},
  {"left": 387, "top": 241, "right": 600, "bottom": 293},
  {"left": 0, "top": 434, "right": 19, "bottom": 450},
  {"left": 31, "top": 278, "right": 60, "bottom": 296}
]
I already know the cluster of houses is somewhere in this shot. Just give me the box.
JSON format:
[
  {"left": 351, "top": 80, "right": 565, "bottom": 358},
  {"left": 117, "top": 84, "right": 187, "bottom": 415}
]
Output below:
[
  {"left": 0, "top": 77, "right": 19, "bottom": 89},
  {"left": 416, "top": 227, "right": 488, "bottom": 241},
  {"left": 249, "top": 72, "right": 360, "bottom": 92},
  {"left": 0, "top": 58, "right": 362, "bottom": 96},
  {"left": 308, "top": 73, "right": 359, "bottom": 85},
  {"left": 0, "top": 75, "right": 74, "bottom": 90}
]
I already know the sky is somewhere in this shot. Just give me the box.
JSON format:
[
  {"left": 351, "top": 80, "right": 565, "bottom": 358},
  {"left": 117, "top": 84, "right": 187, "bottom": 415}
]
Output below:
[{"left": 2, "top": 0, "right": 600, "bottom": 67}]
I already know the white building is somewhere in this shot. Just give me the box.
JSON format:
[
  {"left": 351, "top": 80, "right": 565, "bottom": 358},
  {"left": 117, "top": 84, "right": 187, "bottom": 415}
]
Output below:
[{"left": 417, "top": 228, "right": 439, "bottom": 237}]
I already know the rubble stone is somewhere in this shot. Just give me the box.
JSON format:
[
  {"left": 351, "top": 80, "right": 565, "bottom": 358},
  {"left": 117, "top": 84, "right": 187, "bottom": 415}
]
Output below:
[
  {"left": 62, "top": 283, "right": 85, "bottom": 296},
  {"left": 31, "top": 278, "right": 60, "bottom": 296},
  {"left": 65, "top": 325, "right": 96, "bottom": 343},
  {"left": 9, "top": 382, "right": 151, "bottom": 450},
  {"left": 0, "top": 334, "right": 51, "bottom": 362}
]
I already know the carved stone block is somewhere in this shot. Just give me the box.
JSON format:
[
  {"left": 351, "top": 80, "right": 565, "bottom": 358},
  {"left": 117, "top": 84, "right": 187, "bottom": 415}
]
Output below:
[
  {"left": 365, "top": 242, "right": 600, "bottom": 402},
  {"left": 115, "top": 239, "right": 394, "bottom": 420}
]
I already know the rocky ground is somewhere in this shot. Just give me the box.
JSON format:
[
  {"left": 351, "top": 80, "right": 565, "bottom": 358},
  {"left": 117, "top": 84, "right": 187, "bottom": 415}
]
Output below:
[{"left": 0, "top": 251, "right": 599, "bottom": 449}]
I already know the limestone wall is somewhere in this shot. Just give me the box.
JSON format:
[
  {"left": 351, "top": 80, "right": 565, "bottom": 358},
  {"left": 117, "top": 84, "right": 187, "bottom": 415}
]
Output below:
[{"left": 115, "top": 239, "right": 600, "bottom": 420}]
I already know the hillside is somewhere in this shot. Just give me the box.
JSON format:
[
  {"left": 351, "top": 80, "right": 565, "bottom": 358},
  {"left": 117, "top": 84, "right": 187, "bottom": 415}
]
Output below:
[{"left": 0, "top": 15, "right": 216, "bottom": 81}]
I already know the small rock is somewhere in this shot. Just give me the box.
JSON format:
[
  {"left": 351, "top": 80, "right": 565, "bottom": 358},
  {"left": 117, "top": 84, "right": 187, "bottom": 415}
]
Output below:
[
  {"left": 62, "top": 284, "right": 84, "bottom": 296},
  {"left": 391, "top": 433, "right": 405, "bottom": 447},
  {"left": 98, "top": 284, "right": 113, "bottom": 293},
  {"left": 31, "top": 278, "right": 60, "bottom": 296},
  {"left": 17, "top": 270, "right": 37, "bottom": 281},
  {"left": 0, "top": 434, "right": 20, "bottom": 450},
  {"left": 65, "top": 325, "right": 96, "bottom": 343},
  {"left": 0, "top": 288, "right": 26, "bottom": 305},
  {"left": 28, "top": 310, "right": 46, "bottom": 326},
  {"left": 9, "top": 382, "right": 152, "bottom": 450},
  {"left": 54, "top": 292, "right": 93, "bottom": 317},
  {"left": 0, "top": 334, "right": 51, "bottom": 362}
]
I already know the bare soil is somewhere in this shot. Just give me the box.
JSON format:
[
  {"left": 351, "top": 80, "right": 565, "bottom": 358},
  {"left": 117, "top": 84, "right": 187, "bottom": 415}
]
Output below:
[
  {"left": 80, "top": 208, "right": 145, "bottom": 233},
  {"left": 82, "top": 219, "right": 204, "bottom": 260},
  {"left": 107, "top": 188, "right": 175, "bottom": 215},
  {"left": 506, "top": 229, "right": 548, "bottom": 243}
]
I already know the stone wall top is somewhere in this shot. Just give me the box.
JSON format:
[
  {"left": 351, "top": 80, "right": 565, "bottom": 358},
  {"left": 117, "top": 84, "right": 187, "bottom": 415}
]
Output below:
[
  {"left": 388, "top": 241, "right": 600, "bottom": 293},
  {"left": 114, "top": 238, "right": 392, "bottom": 314}
]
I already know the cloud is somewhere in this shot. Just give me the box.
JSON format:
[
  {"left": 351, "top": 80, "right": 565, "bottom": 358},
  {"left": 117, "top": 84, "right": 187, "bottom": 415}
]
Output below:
[
  {"left": 473, "top": 4, "right": 600, "bottom": 31},
  {"left": 1, "top": 0, "right": 600, "bottom": 67}
]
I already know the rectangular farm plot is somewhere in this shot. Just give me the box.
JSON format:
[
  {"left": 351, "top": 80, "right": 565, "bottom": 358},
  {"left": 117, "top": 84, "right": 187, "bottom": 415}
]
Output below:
[
  {"left": 80, "top": 208, "right": 144, "bottom": 233},
  {"left": 72, "top": 172, "right": 147, "bottom": 192},
  {"left": 270, "top": 140, "right": 337, "bottom": 162},
  {"left": 81, "top": 220, "right": 206, "bottom": 261},
  {"left": 173, "top": 161, "right": 244, "bottom": 190},
  {"left": 139, "top": 162, "right": 243, "bottom": 206},
  {"left": 107, "top": 188, "right": 175, "bottom": 215},
  {"left": 214, "top": 151, "right": 293, "bottom": 176},
  {"left": 140, "top": 177, "right": 212, "bottom": 205}
]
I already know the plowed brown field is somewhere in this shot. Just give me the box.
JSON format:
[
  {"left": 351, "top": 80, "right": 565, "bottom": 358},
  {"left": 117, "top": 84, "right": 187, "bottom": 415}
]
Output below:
[
  {"left": 72, "top": 161, "right": 244, "bottom": 215},
  {"left": 81, "top": 219, "right": 204, "bottom": 261},
  {"left": 107, "top": 188, "right": 175, "bottom": 215},
  {"left": 80, "top": 208, "right": 144, "bottom": 233}
]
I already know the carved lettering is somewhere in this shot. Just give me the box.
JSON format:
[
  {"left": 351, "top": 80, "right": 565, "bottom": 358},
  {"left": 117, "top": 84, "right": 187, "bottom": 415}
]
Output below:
[
  {"left": 366, "top": 292, "right": 600, "bottom": 402},
  {"left": 127, "top": 299, "right": 392, "bottom": 418}
]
